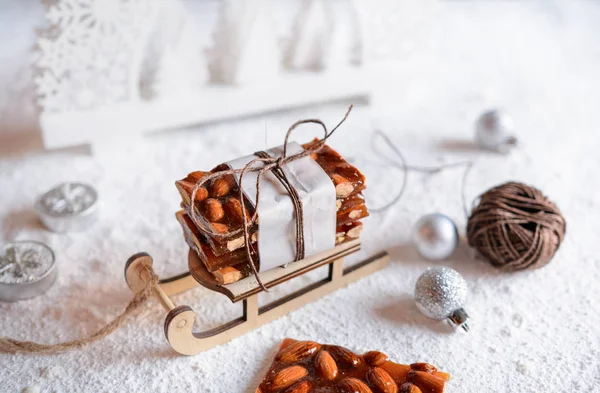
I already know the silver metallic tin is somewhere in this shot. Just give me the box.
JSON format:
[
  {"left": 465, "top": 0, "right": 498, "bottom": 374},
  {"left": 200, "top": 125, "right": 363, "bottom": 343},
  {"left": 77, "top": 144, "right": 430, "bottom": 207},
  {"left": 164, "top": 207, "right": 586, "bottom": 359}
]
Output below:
[
  {"left": 35, "top": 182, "right": 98, "bottom": 233},
  {"left": 0, "top": 241, "right": 57, "bottom": 302}
]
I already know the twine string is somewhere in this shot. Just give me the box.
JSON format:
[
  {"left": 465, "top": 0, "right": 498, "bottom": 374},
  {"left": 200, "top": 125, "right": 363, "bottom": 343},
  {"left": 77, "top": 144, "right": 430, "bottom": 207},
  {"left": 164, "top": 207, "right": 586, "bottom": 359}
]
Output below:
[
  {"left": 0, "top": 265, "right": 159, "bottom": 354},
  {"left": 370, "top": 131, "right": 566, "bottom": 272},
  {"left": 370, "top": 129, "right": 474, "bottom": 218},
  {"left": 254, "top": 150, "right": 305, "bottom": 261},
  {"left": 466, "top": 182, "right": 566, "bottom": 270},
  {"left": 189, "top": 106, "right": 354, "bottom": 291}
]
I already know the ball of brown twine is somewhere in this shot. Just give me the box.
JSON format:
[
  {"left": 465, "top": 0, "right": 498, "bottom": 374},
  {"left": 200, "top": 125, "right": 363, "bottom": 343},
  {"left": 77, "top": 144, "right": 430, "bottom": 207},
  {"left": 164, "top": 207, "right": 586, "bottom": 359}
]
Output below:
[{"left": 467, "top": 182, "right": 566, "bottom": 271}]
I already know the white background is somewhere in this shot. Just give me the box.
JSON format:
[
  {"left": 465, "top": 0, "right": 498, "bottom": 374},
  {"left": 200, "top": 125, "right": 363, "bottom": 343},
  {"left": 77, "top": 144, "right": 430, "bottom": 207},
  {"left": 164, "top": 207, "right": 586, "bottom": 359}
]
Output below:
[{"left": 1, "top": 1, "right": 600, "bottom": 392}]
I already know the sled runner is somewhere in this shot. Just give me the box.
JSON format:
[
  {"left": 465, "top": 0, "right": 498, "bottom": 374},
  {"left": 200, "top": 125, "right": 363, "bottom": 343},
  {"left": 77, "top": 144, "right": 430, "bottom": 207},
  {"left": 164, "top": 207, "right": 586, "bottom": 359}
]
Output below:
[{"left": 124, "top": 240, "right": 388, "bottom": 355}]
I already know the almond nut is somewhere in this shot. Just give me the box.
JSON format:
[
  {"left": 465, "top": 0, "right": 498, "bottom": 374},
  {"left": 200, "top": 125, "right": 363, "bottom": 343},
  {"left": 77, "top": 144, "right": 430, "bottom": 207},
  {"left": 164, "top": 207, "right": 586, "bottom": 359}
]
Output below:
[
  {"left": 211, "top": 163, "right": 230, "bottom": 172},
  {"left": 210, "top": 175, "right": 236, "bottom": 197},
  {"left": 187, "top": 171, "right": 207, "bottom": 182},
  {"left": 314, "top": 350, "right": 338, "bottom": 381},
  {"left": 326, "top": 345, "right": 362, "bottom": 368},
  {"left": 408, "top": 371, "right": 445, "bottom": 393},
  {"left": 268, "top": 366, "right": 308, "bottom": 392},
  {"left": 363, "top": 351, "right": 389, "bottom": 367},
  {"left": 338, "top": 377, "right": 373, "bottom": 393},
  {"left": 379, "top": 362, "right": 411, "bottom": 384},
  {"left": 410, "top": 363, "right": 437, "bottom": 374},
  {"left": 213, "top": 266, "right": 243, "bottom": 284},
  {"left": 226, "top": 232, "right": 258, "bottom": 251},
  {"left": 175, "top": 180, "right": 208, "bottom": 202},
  {"left": 332, "top": 174, "right": 354, "bottom": 198},
  {"left": 203, "top": 198, "right": 225, "bottom": 222},
  {"left": 282, "top": 381, "right": 312, "bottom": 393},
  {"left": 276, "top": 341, "right": 321, "bottom": 363},
  {"left": 348, "top": 209, "right": 362, "bottom": 219},
  {"left": 225, "top": 197, "right": 250, "bottom": 224},
  {"left": 346, "top": 225, "right": 363, "bottom": 239},
  {"left": 366, "top": 367, "right": 398, "bottom": 393},
  {"left": 280, "top": 338, "right": 298, "bottom": 350},
  {"left": 399, "top": 383, "right": 422, "bottom": 393},
  {"left": 433, "top": 372, "right": 451, "bottom": 382},
  {"left": 211, "top": 222, "right": 229, "bottom": 234}
]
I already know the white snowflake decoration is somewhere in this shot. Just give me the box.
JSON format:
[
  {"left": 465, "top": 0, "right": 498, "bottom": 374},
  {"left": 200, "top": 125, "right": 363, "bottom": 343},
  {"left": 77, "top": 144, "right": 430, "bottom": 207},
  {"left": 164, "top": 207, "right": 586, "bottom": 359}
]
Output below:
[{"left": 35, "top": 0, "right": 159, "bottom": 113}]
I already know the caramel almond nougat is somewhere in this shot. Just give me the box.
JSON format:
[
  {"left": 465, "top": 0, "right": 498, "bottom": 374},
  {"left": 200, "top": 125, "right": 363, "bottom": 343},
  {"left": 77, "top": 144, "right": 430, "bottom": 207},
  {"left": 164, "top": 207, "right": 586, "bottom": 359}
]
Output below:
[{"left": 256, "top": 339, "right": 450, "bottom": 393}]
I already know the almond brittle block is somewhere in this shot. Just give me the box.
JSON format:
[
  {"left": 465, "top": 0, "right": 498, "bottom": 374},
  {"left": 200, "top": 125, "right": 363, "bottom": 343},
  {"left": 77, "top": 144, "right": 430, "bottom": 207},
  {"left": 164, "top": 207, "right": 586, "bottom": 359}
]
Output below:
[
  {"left": 177, "top": 210, "right": 258, "bottom": 271},
  {"left": 257, "top": 339, "right": 450, "bottom": 393},
  {"left": 181, "top": 194, "right": 367, "bottom": 257},
  {"left": 176, "top": 210, "right": 363, "bottom": 284},
  {"left": 175, "top": 142, "right": 367, "bottom": 256}
]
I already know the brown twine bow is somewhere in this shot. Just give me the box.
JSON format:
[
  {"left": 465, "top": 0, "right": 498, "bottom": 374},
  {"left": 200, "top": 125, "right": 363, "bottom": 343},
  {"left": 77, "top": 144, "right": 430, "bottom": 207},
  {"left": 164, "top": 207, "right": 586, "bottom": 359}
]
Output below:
[
  {"left": 188, "top": 105, "right": 354, "bottom": 291},
  {"left": 0, "top": 265, "right": 159, "bottom": 354}
]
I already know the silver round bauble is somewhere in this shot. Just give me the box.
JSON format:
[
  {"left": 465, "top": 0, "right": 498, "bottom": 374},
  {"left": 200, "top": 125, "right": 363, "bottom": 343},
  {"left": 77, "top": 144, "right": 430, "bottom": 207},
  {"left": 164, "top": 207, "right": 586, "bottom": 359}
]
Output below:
[
  {"left": 475, "top": 109, "right": 517, "bottom": 153},
  {"left": 412, "top": 213, "right": 458, "bottom": 260},
  {"left": 414, "top": 267, "right": 470, "bottom": 331}
]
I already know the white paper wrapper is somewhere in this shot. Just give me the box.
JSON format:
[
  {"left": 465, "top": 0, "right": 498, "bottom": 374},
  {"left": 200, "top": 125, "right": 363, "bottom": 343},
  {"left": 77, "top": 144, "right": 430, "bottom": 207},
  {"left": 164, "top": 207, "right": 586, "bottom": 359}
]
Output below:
[{"left": 227, "top": 142, "right": 336, "bottom": 271}]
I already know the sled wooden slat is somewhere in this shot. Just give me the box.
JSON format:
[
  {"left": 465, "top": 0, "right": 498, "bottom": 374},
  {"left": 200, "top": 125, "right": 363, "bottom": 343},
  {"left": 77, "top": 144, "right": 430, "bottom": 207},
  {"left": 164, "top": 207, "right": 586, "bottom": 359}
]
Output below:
[{"left": 188, "top": 239, "right": 361, "bottom": 302}]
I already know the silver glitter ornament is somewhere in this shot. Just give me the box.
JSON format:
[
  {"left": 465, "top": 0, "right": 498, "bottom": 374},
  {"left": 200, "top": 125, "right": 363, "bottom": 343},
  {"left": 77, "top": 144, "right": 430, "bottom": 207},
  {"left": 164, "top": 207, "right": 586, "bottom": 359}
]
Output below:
[
  {"left": 475, "top": 109, "right": 517, "bottom": 153},
  {"left": 35, "top": 182, "right": 98, "bottom": 233},
  {"left": 412, "top": 213, "right": 458, "bottom": 260},
  {"left": 0, "top": 241, "right": 57, "bottom": 302},
  {"left": 414, "top": 267, "right": 470, "bottom": 331}
]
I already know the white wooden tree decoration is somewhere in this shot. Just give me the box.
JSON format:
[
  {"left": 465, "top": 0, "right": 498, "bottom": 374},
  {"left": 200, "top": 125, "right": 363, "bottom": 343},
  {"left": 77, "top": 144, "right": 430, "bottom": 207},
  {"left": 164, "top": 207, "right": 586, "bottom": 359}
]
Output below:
[
  {"left": 326, "top": 0, "right": 363, "bottom": 68},
  {"left": 34, "top": 0, "right": 371, "bottom": 152},
  {"left": 284, "top": 0, "right": 333, "bottom": 71},
  {"left": 207, "top": 0, "right": 280, "bottom": 85},
  {"left": 285, "top": 0, "right": 362, "bottom": 71},
  {"left": 139, "top": 0, "right": 208, "bottom": 100}
]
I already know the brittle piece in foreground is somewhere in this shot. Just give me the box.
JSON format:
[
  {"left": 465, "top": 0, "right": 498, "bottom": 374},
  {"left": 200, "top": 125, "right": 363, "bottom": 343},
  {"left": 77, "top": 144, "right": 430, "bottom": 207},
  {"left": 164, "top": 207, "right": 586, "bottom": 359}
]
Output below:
[{"left": 257, "top": 338, "right": 450, "bottom": 393}]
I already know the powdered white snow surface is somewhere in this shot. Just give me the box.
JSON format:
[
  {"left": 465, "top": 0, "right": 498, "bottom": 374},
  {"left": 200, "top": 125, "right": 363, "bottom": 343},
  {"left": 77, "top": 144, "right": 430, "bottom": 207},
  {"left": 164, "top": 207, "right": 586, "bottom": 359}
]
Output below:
[{"left": 1, "top": 2, "right": 600, "bottom": 392}]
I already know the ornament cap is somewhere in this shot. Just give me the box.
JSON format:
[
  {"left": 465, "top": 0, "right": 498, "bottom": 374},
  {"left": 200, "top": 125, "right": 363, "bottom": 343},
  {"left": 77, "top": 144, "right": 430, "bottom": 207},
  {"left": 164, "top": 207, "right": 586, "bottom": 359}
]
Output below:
[{"left": 447, "top": 308, "right": 470, "bottom": 332}]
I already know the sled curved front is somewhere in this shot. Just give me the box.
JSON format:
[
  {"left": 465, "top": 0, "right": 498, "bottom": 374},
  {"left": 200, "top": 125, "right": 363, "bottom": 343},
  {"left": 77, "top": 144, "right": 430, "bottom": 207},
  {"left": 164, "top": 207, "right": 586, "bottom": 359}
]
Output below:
[{"left": 125, "top": 244, "right": 389, "bottom": 356}]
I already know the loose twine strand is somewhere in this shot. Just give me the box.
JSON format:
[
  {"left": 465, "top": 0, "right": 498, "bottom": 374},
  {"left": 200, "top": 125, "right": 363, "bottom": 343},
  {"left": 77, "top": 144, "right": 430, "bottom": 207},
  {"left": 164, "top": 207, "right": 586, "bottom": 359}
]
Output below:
[
  {"left": 370, "top": 130, "right": 566, "bottom": 272},
  {"left": 189, "top": 105, "right": 354, "bottom": 291},
  {"left": 370, "top": 130, "right": 474, "bottom": 218},
  {"left": 0, "top": 265, "right": 159, "bottom": 354}
]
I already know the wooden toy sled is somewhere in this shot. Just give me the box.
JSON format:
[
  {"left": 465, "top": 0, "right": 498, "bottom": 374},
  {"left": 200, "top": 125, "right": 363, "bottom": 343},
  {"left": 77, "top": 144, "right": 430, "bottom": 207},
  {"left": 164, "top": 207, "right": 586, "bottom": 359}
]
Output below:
[{"left": 124, "top": 239, "right": 388, "bottom": 355}]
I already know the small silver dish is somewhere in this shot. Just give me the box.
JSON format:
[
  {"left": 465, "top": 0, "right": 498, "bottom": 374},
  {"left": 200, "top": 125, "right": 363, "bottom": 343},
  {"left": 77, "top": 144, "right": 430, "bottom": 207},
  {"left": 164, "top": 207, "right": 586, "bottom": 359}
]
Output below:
[
  {"left": 0, "top": 241, "right": 57, "bottom": 302},
  {"left": 35, "top": 182, "right": 98, "bottom": 233}
]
